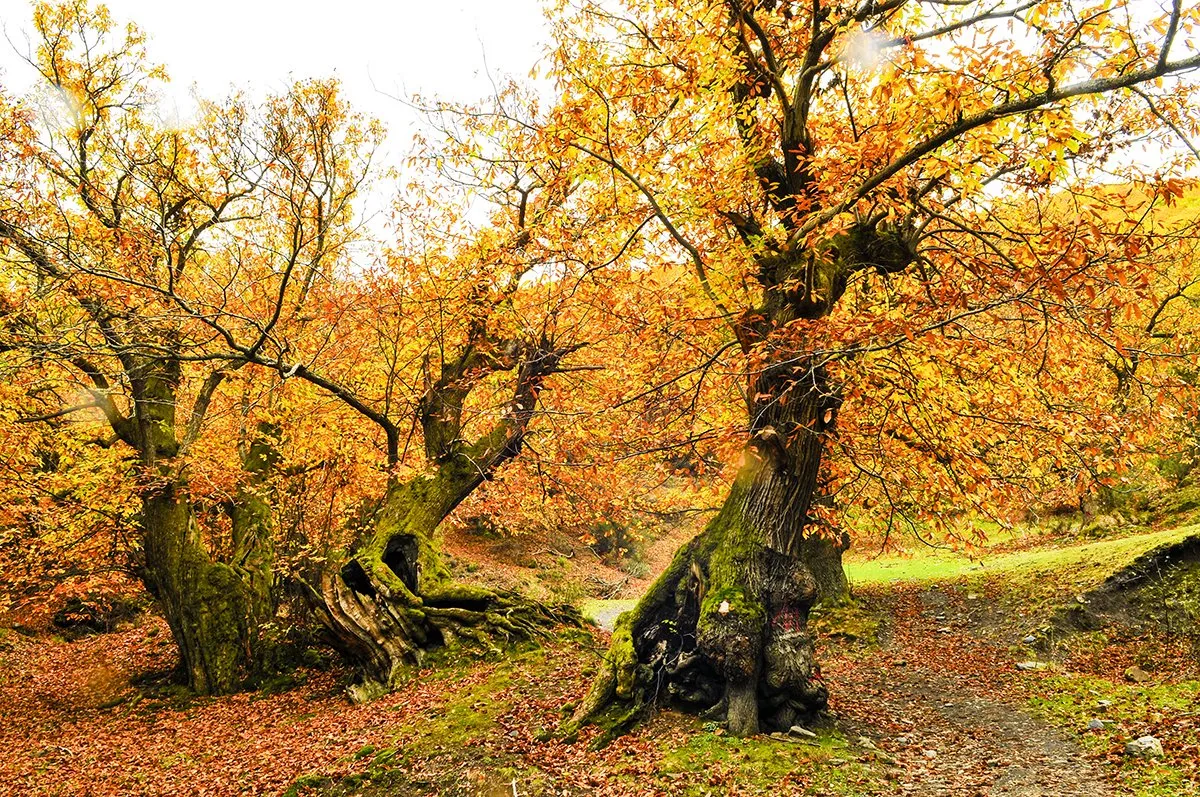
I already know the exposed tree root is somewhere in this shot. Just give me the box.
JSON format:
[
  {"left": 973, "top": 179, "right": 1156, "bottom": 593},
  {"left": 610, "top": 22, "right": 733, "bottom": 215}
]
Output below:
[
  {"left": 565, "top": 475, "right": 829, "bottom": 742},
  {"left": 309, "top": 528, "right": 580, "bottom": 702}
]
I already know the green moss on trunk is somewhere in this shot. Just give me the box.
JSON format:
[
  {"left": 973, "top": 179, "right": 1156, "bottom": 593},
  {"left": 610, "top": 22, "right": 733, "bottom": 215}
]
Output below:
[
  {"left": 568, "top": 403, "right": 834, "bottom": 739},
  {"left": 311, "top": 458, "right": 579, "bottom": 699},
  {"left": 141, "top": 485, "right": 275, "bottom": 695}
]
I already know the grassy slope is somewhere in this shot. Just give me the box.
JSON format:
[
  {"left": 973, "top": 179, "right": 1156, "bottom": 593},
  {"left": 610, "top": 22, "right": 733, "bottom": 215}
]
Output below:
[{"left": 847, "top": 524, "right": 1199, "bottom": 595}]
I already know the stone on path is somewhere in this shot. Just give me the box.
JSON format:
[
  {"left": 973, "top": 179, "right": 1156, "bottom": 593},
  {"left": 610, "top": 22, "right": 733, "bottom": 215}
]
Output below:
[{"left": 1125, "top": 736, "right": 1164, "bottom": 758}]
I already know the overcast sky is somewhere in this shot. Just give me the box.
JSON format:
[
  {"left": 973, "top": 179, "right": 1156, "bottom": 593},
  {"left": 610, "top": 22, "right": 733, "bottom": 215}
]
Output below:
[
  {"left": 0, "top": 0, "right": 551, "bottom": 147},
  {"left": 0, "top": 0, "right": 1192, "bottom": 185}
]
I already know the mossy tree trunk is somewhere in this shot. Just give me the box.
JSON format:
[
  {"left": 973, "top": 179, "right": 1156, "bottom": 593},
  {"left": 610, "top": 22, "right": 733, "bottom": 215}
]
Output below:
[
  {"left": 567, "top": 357, "right": 836, "bottom": 739},
  {"left": 224, "top": 423, "right": 282, "bottom": 671},
  {"left": 306, "top": 339, "right": 581, "bottom": 700},
  {"left": 130, "top": 362, "right": 276, "bottom": 695},
  {"left": 310, "top": 455, "right": 573, "bottom": 701},
  {"left": 568, "top": 221, "right": 913, "bottom": 738},
  {"left": 141, "top": 486, "right": 274, "bottom": 694}
]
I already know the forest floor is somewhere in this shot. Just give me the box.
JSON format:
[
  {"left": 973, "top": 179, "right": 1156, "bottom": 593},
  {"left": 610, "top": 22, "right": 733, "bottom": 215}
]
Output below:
[{"left": 2, "top": 522, "right": 1199, "bottom": 796}]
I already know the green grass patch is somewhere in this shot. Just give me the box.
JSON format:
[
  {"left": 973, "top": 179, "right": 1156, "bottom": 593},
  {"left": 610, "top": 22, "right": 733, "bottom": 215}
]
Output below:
[
  {"left": 654, "top": 721, "right": 885, "bottom": 795},
  {"left": 394, "top": 662, "right": 521, "bottom": 754},
  {"left": 810, "top": 600, "right": 882, "bottom": 645},
  {"left": 847, "top": 525, "right": 1200, "bottom": 597},
  {"left": 579, "top": 598, "right": 638, "bottom": 629},
  {"left": 1027, "top": 673, "right": 1200, "bottom": 796},
  {"left": 282, "top": 773, "right": 335, "bottom": 797}
]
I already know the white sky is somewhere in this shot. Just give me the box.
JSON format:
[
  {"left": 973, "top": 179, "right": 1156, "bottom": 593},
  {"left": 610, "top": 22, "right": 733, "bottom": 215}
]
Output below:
[
  {"left": 0, "top": 0, "right": 1193, "bottom": 188},
  {"left": 0, "top": 0, "right": 551, "bottom": 150}
]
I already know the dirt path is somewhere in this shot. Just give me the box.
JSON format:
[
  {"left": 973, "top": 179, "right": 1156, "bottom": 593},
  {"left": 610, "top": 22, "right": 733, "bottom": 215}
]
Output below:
[
  {"left": 828, "top": 585, "right": 1114, "bottom": 796},
  {"left": 866, "top": 669, "right": 1110, "bottom": 796}
]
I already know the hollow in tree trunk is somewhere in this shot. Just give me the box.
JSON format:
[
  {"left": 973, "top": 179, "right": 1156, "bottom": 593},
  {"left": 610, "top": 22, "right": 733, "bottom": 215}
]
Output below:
[{"left": 308, "top": 453, "right": 579, "bottom": 702}]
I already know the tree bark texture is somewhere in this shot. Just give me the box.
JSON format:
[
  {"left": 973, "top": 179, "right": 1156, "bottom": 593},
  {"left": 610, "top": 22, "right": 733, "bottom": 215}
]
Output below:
[
  {"left": 133, "top": 368, "right": 277, "bottom": 695},
  {"left": 567, "top": 357, "right": 838, "bottom": 740},
  {"left": 140, "top": 484, "right": 275, "bottom": 695},
  {"left": 309, "top": 455, "right": 579, "bottom": 702}
]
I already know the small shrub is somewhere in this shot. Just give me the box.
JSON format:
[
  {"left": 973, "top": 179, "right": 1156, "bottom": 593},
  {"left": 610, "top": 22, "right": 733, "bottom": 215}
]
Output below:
[
  {"left": 620, "top": 558, "right": 651, "bottom": 579},
  {"left": 586, "top": 520, "right": 647, "bottom": 568},
  {"left": 52, "top": 594, "right": 141, "bottom": 637}
]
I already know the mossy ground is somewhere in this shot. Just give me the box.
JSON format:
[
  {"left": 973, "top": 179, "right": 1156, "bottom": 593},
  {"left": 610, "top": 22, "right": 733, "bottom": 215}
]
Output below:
[
  {"left": 809, "top": 600, "right": 882, "bottom": 644},
  {"left": 654, "top": 725, "right": 885, "bottom": 796},
  {"left": 285, "top": 630, "right": 887, "bottom": 796}
]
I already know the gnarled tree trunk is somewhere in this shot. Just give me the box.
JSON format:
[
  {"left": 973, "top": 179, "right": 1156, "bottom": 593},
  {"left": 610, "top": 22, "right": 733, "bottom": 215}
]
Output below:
[
  {"left": 225, "top": 424, "right": 281, "bottom": 670},
  {"left": 140, "top": 482, "right": 275, "bottom": 695},
  {"left": 568, "top": 357, "right": 839, "bottom": 739},
  {"left": 563, "top": 197, "right": 914, "bottom": 737},
  {"left": 299, "top": 331, "right": 585, "bottom": 699},
  {"left": 133, "top": 367, "right": 277, "bottom": 695},
  {"left": 309, "top": 454, "right": 578, "bottom": 702}
]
